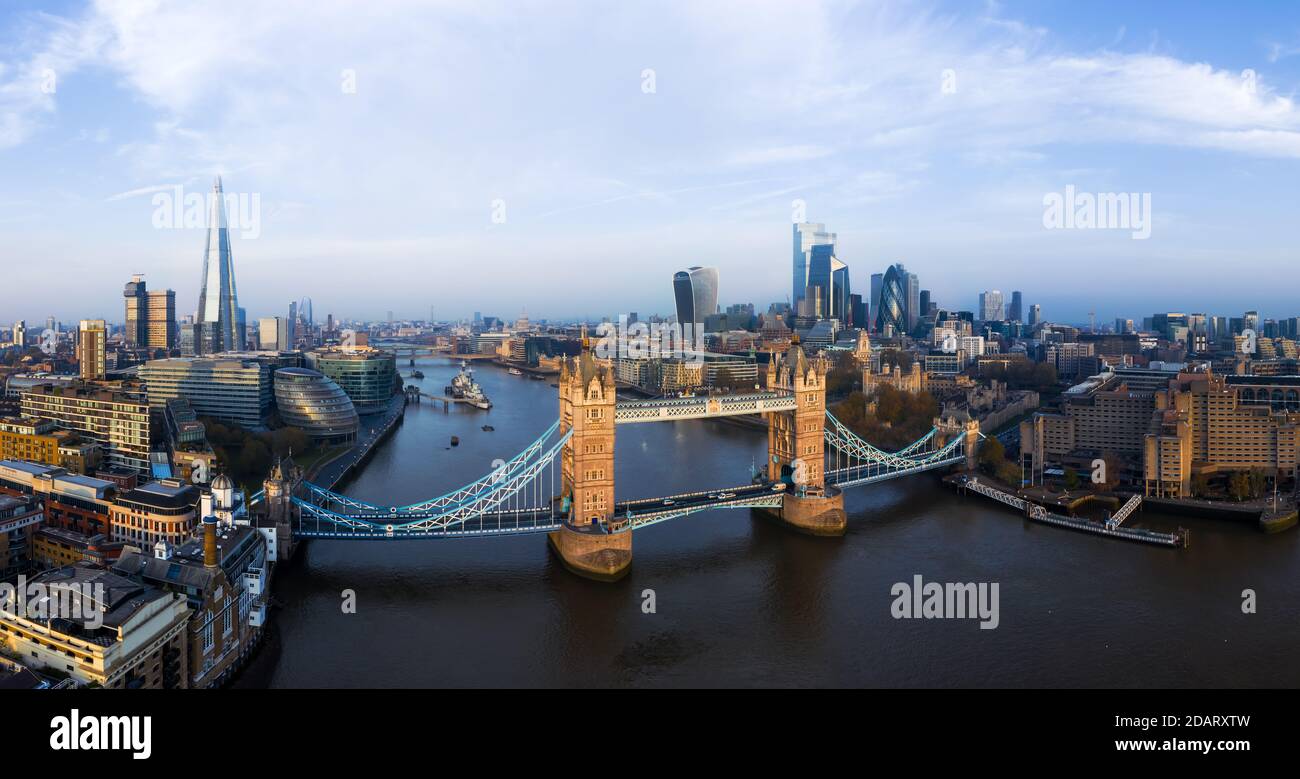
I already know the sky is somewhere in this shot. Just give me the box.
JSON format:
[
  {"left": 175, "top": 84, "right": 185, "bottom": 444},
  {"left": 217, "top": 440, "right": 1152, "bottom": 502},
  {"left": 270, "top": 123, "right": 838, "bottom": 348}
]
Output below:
[{"left": 2, "top": 0, "right": 1299, "bottom": 327}]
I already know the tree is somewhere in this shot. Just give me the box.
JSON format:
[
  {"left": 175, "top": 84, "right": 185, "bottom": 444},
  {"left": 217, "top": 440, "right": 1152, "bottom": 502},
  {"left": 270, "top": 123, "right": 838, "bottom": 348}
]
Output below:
[
  {"left": 1248, "top": 467, "right": 1268, "bottom": 500},
  {"left": 1228, "top": 471, "right": 1251, "bottom": 502},
  {"left": 978, "top": 436, "right": 1007, "bottom": 474},
  {"left": 1191, "top": 473, "right": 1211, "bottom": 498},
  {"left": 1064, "top": 469, "right": 1081, "bottom": 491},
  {"left": 825, "top": 351, "right": 859, "bottom": 397},
  {"left": 995, "top": 459, "right": 1022, "bottom": 485}
]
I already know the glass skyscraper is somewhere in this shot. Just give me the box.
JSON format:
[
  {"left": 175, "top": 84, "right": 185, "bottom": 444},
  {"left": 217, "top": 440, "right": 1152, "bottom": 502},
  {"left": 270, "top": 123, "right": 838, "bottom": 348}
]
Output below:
[
  {"left": 196, "top": 176, "right": 243, "bottom": 352},
  {"left": 875, "top": 265, "right": 908, "bottom": 336},
  {"left": 792, "top": 222, "right": 836, "bottom": 309},
  {"left": 672, "top": 266, "right": 719, "bottom": 329}
]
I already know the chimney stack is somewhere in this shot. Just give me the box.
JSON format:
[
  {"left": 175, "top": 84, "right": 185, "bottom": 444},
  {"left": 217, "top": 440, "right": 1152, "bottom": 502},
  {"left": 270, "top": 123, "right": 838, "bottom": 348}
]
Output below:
[{"left": 203, "top": 516, "right": 219, "bottom": 568}]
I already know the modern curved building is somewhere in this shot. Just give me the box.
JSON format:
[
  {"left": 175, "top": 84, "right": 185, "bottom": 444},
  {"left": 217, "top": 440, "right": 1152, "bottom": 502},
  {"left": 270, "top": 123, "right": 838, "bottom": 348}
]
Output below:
[
  {"left": 672, "top": 266, "right": 719, "bottom": 330},
  {"left": 274, "top": 368, "right": 358, "bottom": 444},
  {"left": 875, "top": 264, "right": 908, "bottom": 336}
]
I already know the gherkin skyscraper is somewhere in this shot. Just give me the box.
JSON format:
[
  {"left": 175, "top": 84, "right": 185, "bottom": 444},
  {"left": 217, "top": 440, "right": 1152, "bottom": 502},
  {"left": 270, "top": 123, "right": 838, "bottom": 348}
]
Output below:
[{"left": 195, "top": 176, "right": 243, "bottom": 352}]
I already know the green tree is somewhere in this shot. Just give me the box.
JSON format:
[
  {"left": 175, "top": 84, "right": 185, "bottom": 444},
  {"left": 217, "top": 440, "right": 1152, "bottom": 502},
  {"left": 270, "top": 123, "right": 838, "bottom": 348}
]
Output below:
[
  {"left": 978, "top": 436, "right": 1007, "bottom": 474},
  {"left": 1064, "top": 469, "right": 1081, "bottom": 491}
]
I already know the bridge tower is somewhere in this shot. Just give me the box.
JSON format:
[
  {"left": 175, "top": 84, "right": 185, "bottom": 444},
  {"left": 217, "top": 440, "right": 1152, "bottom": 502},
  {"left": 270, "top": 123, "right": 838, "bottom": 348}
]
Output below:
[
  {"left": 761, "top": 337, "right": 847, "bottom": 535},
  {"left": 548, "top": 343, "right": 631, "bottom": 580},
  {"left": 262, "top": 457, "right": 303, "bottom": 561},
  {"left": 935, "top": 411, "right": 981, "bottom": 471}
]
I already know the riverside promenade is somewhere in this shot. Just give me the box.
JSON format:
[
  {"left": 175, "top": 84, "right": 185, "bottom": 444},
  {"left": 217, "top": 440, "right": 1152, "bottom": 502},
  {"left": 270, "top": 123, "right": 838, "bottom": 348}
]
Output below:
[{"left": 307, "top": 394, "right": 407, "bottom": 491}]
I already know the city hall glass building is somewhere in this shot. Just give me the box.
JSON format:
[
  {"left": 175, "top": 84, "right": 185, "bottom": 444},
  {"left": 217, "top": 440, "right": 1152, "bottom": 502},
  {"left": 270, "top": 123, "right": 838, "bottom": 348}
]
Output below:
[{"left": 274, "top": 368, "right": 359, "bottom": 444}]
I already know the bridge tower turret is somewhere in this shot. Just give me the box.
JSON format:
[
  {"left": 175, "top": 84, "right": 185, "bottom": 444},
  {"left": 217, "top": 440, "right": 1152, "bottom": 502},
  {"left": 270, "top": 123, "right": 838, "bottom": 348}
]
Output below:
[
  {"left": 548, "top": 340, "right": 631, "bottom": 580},
  {"left": 761, "top": 337, "right": 846, "bottom": 535},
  {"left": 935, "top": 411, "right": 981, "bottom": 471}
]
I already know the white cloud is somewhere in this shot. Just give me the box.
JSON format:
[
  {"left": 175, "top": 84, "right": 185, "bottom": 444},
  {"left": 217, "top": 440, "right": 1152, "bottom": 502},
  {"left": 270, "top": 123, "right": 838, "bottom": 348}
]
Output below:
[{"left": 4, "top": 0, "right": 1300, "bottom": 320}]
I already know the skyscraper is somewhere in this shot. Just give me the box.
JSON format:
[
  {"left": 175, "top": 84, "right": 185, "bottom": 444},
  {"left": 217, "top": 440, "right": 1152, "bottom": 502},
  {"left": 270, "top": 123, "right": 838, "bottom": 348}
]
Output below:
[
  {"left": 147, "top": 290, "right": 177, "bottom": 351},
  {"left": 1009, "top": 291, "right": 1023, "bottom": 322},
  {"left": 673, "top": 267, "right": 720, "bottom": 329},
  {"left": 260, "top": 317, "right": 289, "bottom": 350},
  {"left": 11, "top": 320, "right": 26, "bottom": 348},
  {"left": 195, "top": 176, "right": 243, "bottom": 352},
  {"left": 875, "top": 265, "right": 908, "bottom": 336},
  {"left": 792, "top": 222, "right": 836, "bottom": 309},
  {"left": 1029, "top": 304, "right": 1042, "bottom": 326},
  {"left": 77, "top": 320, "right": 107, "bottom": 380},
  {"left": 978, "top": 291, "right": 1005, "bottom": 322},
  {"left": 125, "top": 275, "right": 177, "bottom": 352},
  {"left": 869, "top": 273, "right": 883, "bottom": 331},
  {"left": 904, "top": 269, "right": 920, "bottom": 332},
  {"left": 124, "top": 275, "right": 148, "bottom": 346}
]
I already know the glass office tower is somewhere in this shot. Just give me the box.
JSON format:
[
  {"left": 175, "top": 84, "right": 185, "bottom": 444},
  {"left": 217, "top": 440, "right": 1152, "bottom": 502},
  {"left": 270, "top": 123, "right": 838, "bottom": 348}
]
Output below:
[
  {"left": 673, "top": 266, "right": 720, "bottom": 329},
  {"left": 792, "top": 222, "right": 836, "bottom": 309},
  {"left": 196, "top": 176, "right": 243, "bottom": 352}
]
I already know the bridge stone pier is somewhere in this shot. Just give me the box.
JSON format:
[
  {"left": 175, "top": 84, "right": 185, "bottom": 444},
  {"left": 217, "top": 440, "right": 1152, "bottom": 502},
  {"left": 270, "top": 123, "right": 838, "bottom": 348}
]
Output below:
[
  {"left": 548, "top": 346, "right": 631, "bottom": 581},
  {"left": 760, "top": 339, "right": 847, "bottom": 536}
]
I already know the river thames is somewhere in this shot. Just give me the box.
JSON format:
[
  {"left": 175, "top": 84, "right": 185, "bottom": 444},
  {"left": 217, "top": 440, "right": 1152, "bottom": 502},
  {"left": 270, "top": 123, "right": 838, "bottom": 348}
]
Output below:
[{"left": 238, "top": 357, "right": 1300, "bottom": 688}]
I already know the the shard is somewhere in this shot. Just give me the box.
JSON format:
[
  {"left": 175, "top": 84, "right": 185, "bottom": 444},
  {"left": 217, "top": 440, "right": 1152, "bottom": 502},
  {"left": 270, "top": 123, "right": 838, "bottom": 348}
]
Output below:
[{"left": 195, "top": 176, "right": 243, "bottom": 352}]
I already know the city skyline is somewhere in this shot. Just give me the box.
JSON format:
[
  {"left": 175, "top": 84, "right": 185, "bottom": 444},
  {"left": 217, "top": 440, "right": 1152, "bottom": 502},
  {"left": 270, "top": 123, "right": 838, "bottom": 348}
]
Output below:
[{"left": 3, "top": 1, "right": 1300, "bottom": 323}]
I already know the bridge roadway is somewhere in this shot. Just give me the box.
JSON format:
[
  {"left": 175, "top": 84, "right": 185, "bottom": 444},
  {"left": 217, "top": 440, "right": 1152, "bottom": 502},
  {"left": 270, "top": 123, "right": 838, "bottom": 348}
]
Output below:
[
  {"left": 826, "top": 454, "right": 968, "bottom": 489},
  {"left": 294, "top": 482, "right": 789, "bottom": 539},
  {"left": 614, "top": 392, "right": 797, "bottom": 424}
]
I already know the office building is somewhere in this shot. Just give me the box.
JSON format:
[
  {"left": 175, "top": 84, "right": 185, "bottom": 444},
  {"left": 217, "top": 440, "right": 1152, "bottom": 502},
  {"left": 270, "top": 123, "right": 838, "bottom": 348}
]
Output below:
[
  {"left": 904, "top": 269, "right": 920, "bottom": 332},
  {"left": 869, "top": 274, "right": 883, "bottom": 330},
  {"left": 1009, "top": 291, "right": 1023, "bottom": 322},
  {"left": 110, "top": 479, "right": 200, "bottom": 547},
  {"left": 126, "top": 276, "right": 178, "bottom": 352},
  {"left": 1029, "top": 304, "right": 1042, "bottom": 327},
  {"left": 258, "top": 317, "right": 290, "bottom": 351},
  {"left": 147, "top": 290, "right": 177, "bottom": 351},
  {"left": 139, "top": 357, "right": 273, "bottom": 429},
  {"left": 124, "top": 275, "right": 148, "bottom": 346},
  {"left": 195, "top": 177, "right": 244, "bottom": 352},
  {"left": 792, "top": 222, "right": 836, "bottom": 310},
  {"left": 874, "top": 264, "right": 909, "bottom": 336},
  {"left": 306, "top": 348, "right": 397, "bottom": 413},
  {"left": 10, "top": 320, "right": 25, "bottom": 348},
  {"left": 77, "top": 320, "right": 107, "bottom": 380},
  {"left": 672, "top": 266, "right": 720, "bottom": 329}
]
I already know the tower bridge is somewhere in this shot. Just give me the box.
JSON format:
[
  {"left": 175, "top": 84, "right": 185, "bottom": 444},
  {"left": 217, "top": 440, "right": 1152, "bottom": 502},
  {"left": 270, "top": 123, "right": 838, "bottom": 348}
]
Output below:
[{"left": 253, "top": 339, "right": 981, "bottom": 580}]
